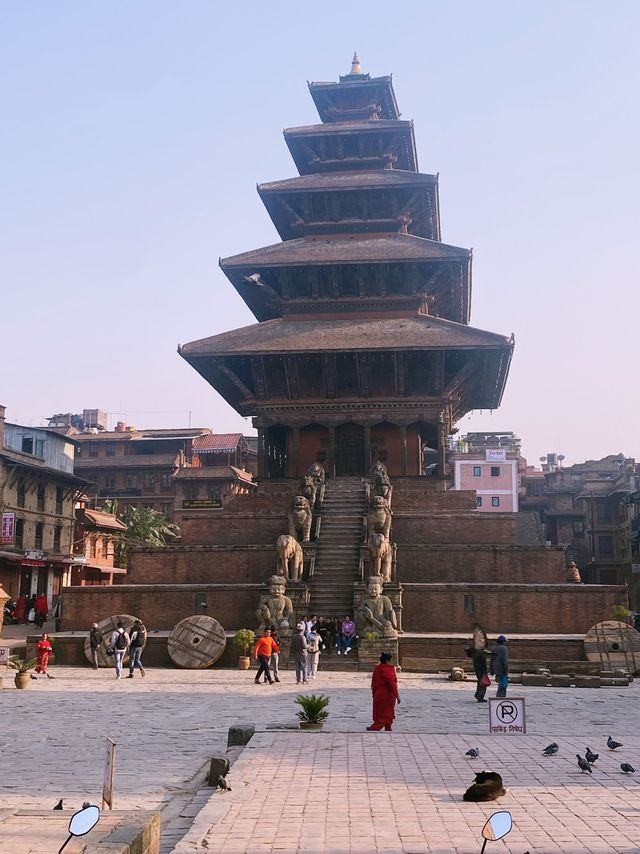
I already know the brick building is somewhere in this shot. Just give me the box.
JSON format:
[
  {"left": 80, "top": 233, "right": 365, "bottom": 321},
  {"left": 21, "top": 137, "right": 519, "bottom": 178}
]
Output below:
[
  {"left": 0, "top": 405, "right": 88, "bottom": 605},
  {"left": 72, "top": 504, "right": 127, "bottom": 585}
]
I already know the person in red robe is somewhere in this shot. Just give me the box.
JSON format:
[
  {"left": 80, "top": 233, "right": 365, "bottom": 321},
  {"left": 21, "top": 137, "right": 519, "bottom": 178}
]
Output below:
[
  {"left": 14, "top": 595, "right": 27, "bottom": 624},
  {"left": 367, "top": 652, "right": 400, "bottom": 731},
  {"left": 35, "top": 632, "right": 54, "bottom": 679},
  {"left": 35, "top": 594, "right": 48, "bottom": 629}
]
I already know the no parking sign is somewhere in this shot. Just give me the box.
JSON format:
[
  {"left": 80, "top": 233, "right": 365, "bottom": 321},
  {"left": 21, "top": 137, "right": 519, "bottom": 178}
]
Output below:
[{"left": 489, "top": 697, "right": 526, "bottom": 734}]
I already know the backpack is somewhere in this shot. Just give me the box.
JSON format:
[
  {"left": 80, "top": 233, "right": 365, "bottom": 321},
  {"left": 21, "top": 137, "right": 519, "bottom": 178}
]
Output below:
[
  {"left": 132, "top": 625, "right": 147, "bottom": 647},
  {"left": 308, "top": 636, "right": 318, "bottom": 654},
  {"left": 115, "top": 632, "right": 127, "bottom": 650}
]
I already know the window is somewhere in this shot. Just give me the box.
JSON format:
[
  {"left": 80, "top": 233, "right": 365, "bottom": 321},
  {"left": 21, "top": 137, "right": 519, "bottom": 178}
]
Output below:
[
  {"left": 106, "top": 442, "right": 116, "bottom": 457},
  {"left": 596, "top": 502, "right": 612, "bottom": 523},
  {"left": 476, "top": 496, "right": 483, "bottom": 507},
  {"left": 21, "top": 436, "right": 34, "bottom": 454},
  {"left": 91, "top": 536, "right": 97, "bottom": 558},
  {"left": 143, "top": 473, "right": 155, "bottom": 489},
  {"left": 17, "top": 479, "right": 25, "bottom": 508},
  {"left": 53, "top": 524, "right": 62, "bottom": 552},
  {"left": 34, "top": 522, "right": 44, "bottom": 549},
  {"left": 491, "top": 466, "right": 501, "bottom": 477},
  {"left": 126, "top": 474, "right": 138, "bottom": 488},
  {"left": 598, "top": 535, "right": 614, "bottom": 557},
  {"left": 473, "top": 466, "right": 482, "bottom": 477},
  {"left": 105, "top": 476, "right": 116, "bottom": 489},
  {"left": 184, "top": 485, "right": 199, "bottom": 500},
  {"left": 491, "top": 497, "right": 500, "bottom": 507},
  {"left": 56, "top": 486, "right": 64, "bottom": 514},
  {"left": 160, "top": 473, "right": 172, "bottom": 489},
  {"left": 37, "top": 483, "right": 46, "bottom": 511},
  {"left": 89, "top": 441, "right": 99, "bottom": 458},
  {"left": 208, "top": 485, "right": 222, "bottom": 500},
  {"left": 76, "top": 444, "right": 82, "bottom": 458},
  {"left": 464, "top": 594, "right": 475, "bottom": 614},
  {"left": 35, "top": 438, "right": 45, "bottom": 457},
  {"left": 573, "top": 520, "right": 585, "bottom": 537},
  {"left": 15, "top": 518, "right": 24, "bottom": 549}
]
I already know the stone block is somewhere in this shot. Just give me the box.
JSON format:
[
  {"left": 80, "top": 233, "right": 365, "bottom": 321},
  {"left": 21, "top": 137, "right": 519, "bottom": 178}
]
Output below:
[
  {"left": 207, "top": 756, "right": 230, "bottom": 785},
  {"left": 358, "top": 638, "right": 399, "bottom": 672},
  {"left": 227, "top": 723, "right": 255, "bottom": 747},
  {"left": 573, "top": 676, "right": 601, "bottom": 688}
]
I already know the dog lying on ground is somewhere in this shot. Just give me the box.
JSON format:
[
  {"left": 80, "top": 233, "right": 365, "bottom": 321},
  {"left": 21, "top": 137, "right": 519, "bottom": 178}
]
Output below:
[{"left": 463, "top": 770, "right": 507, "bottom": 802}]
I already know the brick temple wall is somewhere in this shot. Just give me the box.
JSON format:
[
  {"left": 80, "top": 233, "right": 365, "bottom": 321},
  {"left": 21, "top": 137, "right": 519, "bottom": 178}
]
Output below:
[
  {"left": 396, "top": 545, "right": 566, "bottom": 584},
  {"left": 401, "top": 583, "right": 626, "bottom": 634},
  {"left": 129, "top": 545, "right": 275, "bottom": 585},
  {"left": 393, "top": 512, "right": 517, "bottom": 544}
]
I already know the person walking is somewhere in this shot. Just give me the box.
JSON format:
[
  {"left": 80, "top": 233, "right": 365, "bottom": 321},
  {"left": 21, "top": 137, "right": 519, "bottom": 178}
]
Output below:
[
  {"left": 338, "top": 615, "right": 356, "bottom": 655},
  {"left": 291, "top": 622, "right": 309, "bottom": 684},
  {"left": 490, "top": 635, "right": 509, "bottom": 698},
  {"left": 367, "top": 653, "right": 400, "bottom": 731},
  {"left": 252, "top": 628, "right": 278, "bottom": 685},
  {"left": 307, "top": 624, "right": 321, "bottom": 680},
  {"left": 34, "top": 632, "right": 54, "bottom": 679},
  {"left": 127, "top": 620, "right": 147, "bottom": 678},
  {"left": 261, "top": 629, "right": 281, "bottom": 683},
  {"left": 110, "top": 622, "right": 130, "bottom": 680},
  {"left": 468, "top": 623, "right": 490, "bottom": 703},
  {"left": 89, "top": 622, "right": 102, "bottom": 670},
  {"left": 14, "top": 594, "right": 27, "bottom": 624}
]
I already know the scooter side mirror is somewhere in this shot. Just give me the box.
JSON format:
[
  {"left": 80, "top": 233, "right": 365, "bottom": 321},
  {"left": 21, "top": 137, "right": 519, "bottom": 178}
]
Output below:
[
  {"left": 480, "top": 811, "right": 512, "bottom": 852},
  {"left": 59, "top": 804, "right": 101, "bottom": 853}
]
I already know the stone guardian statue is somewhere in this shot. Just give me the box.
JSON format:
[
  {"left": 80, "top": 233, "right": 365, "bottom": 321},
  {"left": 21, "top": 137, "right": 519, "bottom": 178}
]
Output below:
[{"left": 356, "top": 575, "right": 398, "bottom": 638}]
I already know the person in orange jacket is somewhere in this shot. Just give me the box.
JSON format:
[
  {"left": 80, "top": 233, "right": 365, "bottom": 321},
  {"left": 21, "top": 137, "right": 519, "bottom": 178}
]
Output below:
[{"left": 252, "top": 628, "right": 280, "bottom": 685}]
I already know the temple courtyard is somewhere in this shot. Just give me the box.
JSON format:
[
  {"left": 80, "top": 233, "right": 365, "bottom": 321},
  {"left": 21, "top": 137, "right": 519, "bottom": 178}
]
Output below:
[{"left": 1, "top": 667, "right": 640, "bottom": 852}]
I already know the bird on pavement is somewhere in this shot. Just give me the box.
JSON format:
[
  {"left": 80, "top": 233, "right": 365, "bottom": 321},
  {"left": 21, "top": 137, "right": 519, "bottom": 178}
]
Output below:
[
  {"left": 608, "top": 736, "right": 623, "bottom": 750},
  {"left": 577, "top": 754, "right": 593, "bottom": 773},
  {"left": 53, "top": 799, "right": 64, "bottom": 810},
  {"left": 621, "top": 763, "right": 635, "bottom": 773},
  {"left": 585, "top": 748, "right": 599, "bottom": 764},
  {"left": 465, "top": 748, "right": 480, "bottom": 758},
  {"left": 542, "top": 743, "right": 559, "bottom": 756},
  {"left": 217, "top": 775, "right": 232, "bottom": 792}
]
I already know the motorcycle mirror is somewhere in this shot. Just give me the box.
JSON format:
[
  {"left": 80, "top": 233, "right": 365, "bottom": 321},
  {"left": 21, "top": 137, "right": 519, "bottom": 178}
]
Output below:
[
  {"left": 58, "top": 804, "right": 101, "bottom": 853},
  {"left": 480, "top": 811, "right": 512, "bottom": 852}
]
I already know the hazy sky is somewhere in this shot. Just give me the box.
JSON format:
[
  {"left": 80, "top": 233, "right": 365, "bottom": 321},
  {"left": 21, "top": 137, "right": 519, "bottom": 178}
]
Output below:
[{"left": 2, "top": 2, "right": 638, "bottom": 466}]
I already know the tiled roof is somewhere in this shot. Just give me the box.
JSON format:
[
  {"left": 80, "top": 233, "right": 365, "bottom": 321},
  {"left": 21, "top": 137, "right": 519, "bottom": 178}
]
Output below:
[
  {"left": 80, "top": 509, "right": 127, "bottom": 531},
  {"left": 192, "top": 433, "right": 244, "bottom": 453},
  {"left": 180, "top": 315, "right": 512, "bottom": 357},
  {"left": 258, "top": 170, "right": 436, "bottom": 194},
  {"left": 220, "top": 235, "right": 468, "bottom": 269},
  {"left": 75, "top": 453, "right": 182, "bottom": 469},
  {"left": 284, "top": 119, "right": 413, "bottom": 136},
  {"left": 175, "top": 465, "right": 254, "bottom": 483}
]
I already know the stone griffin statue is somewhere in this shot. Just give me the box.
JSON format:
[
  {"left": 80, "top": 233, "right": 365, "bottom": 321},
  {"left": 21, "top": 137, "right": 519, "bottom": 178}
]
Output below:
[
  {"left": 307, "top": 460, "right": 326, "bottom": 486},
  {"left": 275, "top": 534, "right": 304, "bottom": 581},
  {"left": 297, "top": 474, "right": 317, "bottom": 509},
  {"left": 368, "top": 533, "right": 393, "bottom": 582},
  {"left": 289, "top": 495, "right": 312, "bottom": 543},
  {"left": 256, "top": 574, "right": 294, "bottom": 634},
  {"left": 356, "top": 575, "right": 398, "bottom": 638},
  {"left": 368, "top": 495, "right": 392, "bottom": 539}
]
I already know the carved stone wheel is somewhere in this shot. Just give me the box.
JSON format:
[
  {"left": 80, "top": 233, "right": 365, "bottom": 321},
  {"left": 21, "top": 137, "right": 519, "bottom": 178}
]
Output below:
[
  {"left": 168, "top": 615, "right": 226, "bottom": 669},
  {"left": 83, "top": 613, "right": 139, "bottom": 668},
  {"left": 584, "top": 620, "right": 640, "bottom": 674}
]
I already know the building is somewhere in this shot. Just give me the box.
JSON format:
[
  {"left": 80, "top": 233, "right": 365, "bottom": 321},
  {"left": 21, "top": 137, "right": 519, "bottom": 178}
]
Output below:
[
  {"left": 451, "top": 432, "right": 523, "bottom": 513},
  {"left": 73, "top": 425, "right": 211, "bottom": 520},
  {"left": 0, "top": 405, "right": 88, "bottom": 604},
  {"left": 72, "top": 504, "right": 128, "bottom": 585}
]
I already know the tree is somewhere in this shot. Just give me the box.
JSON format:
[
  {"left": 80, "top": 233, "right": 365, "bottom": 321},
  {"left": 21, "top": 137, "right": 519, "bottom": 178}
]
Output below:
[{"left": 100, "top": 500, "right": 179, "bottom": 566}]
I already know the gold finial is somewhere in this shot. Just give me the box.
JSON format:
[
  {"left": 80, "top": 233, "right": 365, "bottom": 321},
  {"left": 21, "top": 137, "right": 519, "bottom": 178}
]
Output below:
[{"left": 350, "top": 51, "right": 362, "bottom": 75}]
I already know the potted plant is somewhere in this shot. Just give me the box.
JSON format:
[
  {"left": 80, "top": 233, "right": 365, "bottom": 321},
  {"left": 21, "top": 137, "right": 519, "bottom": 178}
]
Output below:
[
  {"left": 613, "top": 605, "right": 632, "bottom": 623},
  {"left": 364, "top": 631, "right": 380, "bottom": 642},
  {"left": 295, "top": 693, "right": 330, "bottom": 731},
  {"left": 233, "top": 629, "right": 256, "bottom": 670},
  {"left": 7, "top": 655, "right": 37, "bottom": 689}
]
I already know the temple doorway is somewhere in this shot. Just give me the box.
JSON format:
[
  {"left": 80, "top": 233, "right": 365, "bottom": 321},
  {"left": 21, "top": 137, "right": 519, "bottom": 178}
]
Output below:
[{"left": 335, "top": 423, "right": 365, "bottom": 476}]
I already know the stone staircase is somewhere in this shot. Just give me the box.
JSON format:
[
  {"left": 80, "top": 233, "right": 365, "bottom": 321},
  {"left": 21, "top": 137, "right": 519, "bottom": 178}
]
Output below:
[{"left": 309, "top": 477, "right": 366, "bottom": 619}]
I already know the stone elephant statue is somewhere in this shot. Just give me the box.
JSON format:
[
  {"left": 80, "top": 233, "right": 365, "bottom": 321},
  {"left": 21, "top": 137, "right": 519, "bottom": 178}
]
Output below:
[
  {"left": 289, "top": 495, "right": 312, "bottom": 543},
  {"left": 368, "top": 495, "right": 392, "bottom": 539},
  {"left": 276, "top": 534, "right": 304, "bottom": 581},
  {"left": 298, "top": 475, "right": 317, "bottom": 509},
  {"left": 368, "top": 533, "right": 393, "bottom": 582}
]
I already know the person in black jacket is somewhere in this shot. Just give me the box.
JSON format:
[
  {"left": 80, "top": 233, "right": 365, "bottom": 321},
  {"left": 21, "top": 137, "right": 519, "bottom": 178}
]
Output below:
[
  {"left": 89, "top": 622, "right": 102, "bottom": 670},
  {"left": 127, "top": 620, "right": 147, "bottom": 678},
  {"left": 468, "top": 623, "right": 489, "bottom": 703},
  {"left": 490, "top": 635, "right": 509, "bottom": 698}
]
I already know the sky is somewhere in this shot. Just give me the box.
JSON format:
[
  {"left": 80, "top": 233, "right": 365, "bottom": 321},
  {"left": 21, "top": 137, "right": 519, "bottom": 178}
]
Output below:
[{"left": 1, "top": 1, "right": 638, "bottom": 467}]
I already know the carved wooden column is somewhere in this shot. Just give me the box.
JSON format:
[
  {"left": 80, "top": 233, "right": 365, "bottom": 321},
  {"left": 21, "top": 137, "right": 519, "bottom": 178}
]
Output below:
[
  {"left": 364, "top": 424, "right": 372, "bottom": 473},
  {"left": 257, "top": 426, "right": 266, "bottom": 479},
  {"left": 328, "top": 425, "right": 336, "bottom": 477},
  {"left": 438, "top": 414, "right": 447, "bottom": 479},
  {"left": 400, "top": 424, "right": 408, "bottom": 475},
  {"left": 288, "top": 426, "right": 300, "bottom": 479}
]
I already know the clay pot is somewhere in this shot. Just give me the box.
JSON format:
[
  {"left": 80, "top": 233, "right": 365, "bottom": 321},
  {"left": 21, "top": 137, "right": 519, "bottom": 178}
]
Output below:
[
  {"left": 299, "top": 721, "right": 323, "bottom": 731},
  {"left": 14, "top": 672, "right": 31, "bottom": 690},
  {"left": 238, "top": 656, "right": 251, "bottom": 670}
]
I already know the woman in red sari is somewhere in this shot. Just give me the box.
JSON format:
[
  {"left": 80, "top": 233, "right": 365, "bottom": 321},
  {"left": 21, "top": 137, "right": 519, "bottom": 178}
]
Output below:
[
  {"left": 35, "top": 632, "right": 54, "bottom": 679},
  {"left": 14, "top": 595, "right": 27, "bottom": 624},
  {"left": 367, "top": 652, "right": 400, "bottom": 731}
]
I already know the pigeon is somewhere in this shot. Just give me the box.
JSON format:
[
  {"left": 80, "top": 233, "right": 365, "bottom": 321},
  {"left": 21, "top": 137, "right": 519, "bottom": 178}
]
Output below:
[
  {"left": 465, "top": 748, "right": 480, "bottom": 758},
  {"left": 216, "top": 775, "right": 231, "bottom": 792},
  {"left": 585, "top": 748, "right": 599, "bottom": 764},
  {"left": 621, "top": 763, "right": 635, "bottom": 773},
  {"left": 542, "top": 743, "right": 559, "bottom": 756},
  {"left": 53, "top": 799, "right": 64, "bottom": 810},
  {"left": 608, "top": 736, "right": 623, "bottom": 750},
  {"left": 576, "top": 754, "right": 592, "bottom": 773}
]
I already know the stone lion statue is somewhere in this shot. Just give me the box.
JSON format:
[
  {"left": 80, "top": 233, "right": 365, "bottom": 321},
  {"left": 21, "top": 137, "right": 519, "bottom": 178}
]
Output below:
[
  {"left": 289, "top": 495, "right": 312, "bottom": 543},
  {"left": 368, "top": 494, "right": 392, "bottom": 539},
  {"left": 356, "top": 575, "right": 397, "bottom": 638},
  {"left": 275, "top": 534, "right": 304, "bottom": 581},
  {"left": 307, "top": 461, "right": 326, "bottom": 486},
  {"left": 256, "top": 574, "right": 294, "bottom": 633},
  {"left": 368, "top": 533, "right": 393, "bottom": 582},
  {"left": 298, "top": 475, "right": 317, "bottom": 509}
]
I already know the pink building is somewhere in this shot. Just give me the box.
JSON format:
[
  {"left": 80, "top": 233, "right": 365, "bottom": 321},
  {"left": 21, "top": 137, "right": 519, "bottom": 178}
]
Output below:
[{"left": 453, "top": 450, "right": 519, "bottom": 512}]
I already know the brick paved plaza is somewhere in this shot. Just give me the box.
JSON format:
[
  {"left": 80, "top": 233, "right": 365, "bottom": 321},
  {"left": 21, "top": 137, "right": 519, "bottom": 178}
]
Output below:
[{"left": 1, "top": 666, "right": 639, "bottom": 852}]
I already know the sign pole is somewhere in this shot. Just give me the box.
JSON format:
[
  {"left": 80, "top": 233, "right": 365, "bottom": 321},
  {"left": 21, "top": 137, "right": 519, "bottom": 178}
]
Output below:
[{"left": 102, "top": 738, "right": 116, "bottom": 810}]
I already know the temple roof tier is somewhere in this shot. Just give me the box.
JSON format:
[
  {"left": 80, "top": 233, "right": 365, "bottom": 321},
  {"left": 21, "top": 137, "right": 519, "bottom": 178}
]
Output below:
[
  {"left": 258, "top": 170, "right": 439, "bottom": 241},
  {"left": 284, "top": 120, "right": 417, "bottom": 174},
  {"left": 308, "top": 74, "right": 400, "bottom": 123}
]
